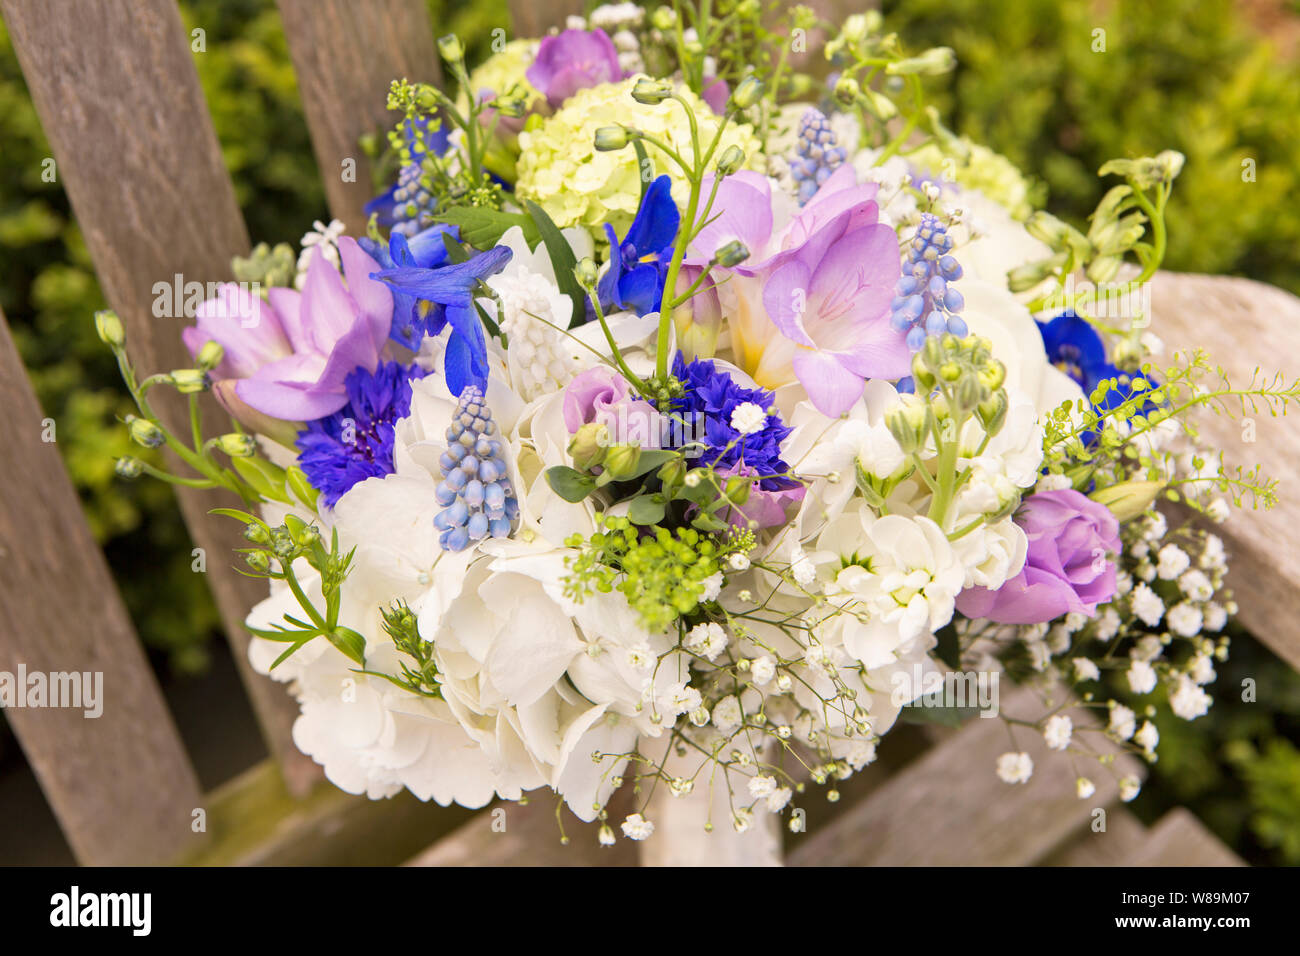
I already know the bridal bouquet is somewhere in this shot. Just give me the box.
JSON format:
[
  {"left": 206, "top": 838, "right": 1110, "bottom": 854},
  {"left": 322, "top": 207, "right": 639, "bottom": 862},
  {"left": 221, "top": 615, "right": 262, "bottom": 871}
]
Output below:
[{"left": 103, "top": 4, "right": 1297, "bottom": 845}]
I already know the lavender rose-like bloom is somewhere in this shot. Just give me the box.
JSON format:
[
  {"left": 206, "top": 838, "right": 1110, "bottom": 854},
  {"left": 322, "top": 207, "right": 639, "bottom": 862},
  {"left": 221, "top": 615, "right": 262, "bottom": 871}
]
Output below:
[
  {"left": 956, "top": 489, "right": 1120, "bottom": 625},
  {"left": 183, "top": 238, "right": 392, "bottom": 423},
  {"left": 526, "top": 29, "right": 622, "bottom": 108},
  {"left": 562, "top": 366, "right": 653, "bottom": 434}
]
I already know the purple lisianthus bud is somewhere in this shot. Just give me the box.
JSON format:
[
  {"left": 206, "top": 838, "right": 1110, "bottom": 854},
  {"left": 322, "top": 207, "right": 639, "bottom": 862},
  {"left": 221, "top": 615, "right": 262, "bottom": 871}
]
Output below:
[
  {"left": 526, "top": 29, "right": 622, "bottom": 108},
  {"left": 956, "top": 489, "right": 1121, "bottom": 625}
]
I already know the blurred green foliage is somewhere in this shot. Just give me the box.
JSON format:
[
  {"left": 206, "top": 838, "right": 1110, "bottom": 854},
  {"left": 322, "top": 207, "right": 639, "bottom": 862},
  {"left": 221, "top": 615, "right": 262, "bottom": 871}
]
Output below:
[
  {"left": 1, "top": 0, "right": 1295, "bottom": 860},
  {"left": 882, "top": 0, "right": 1300, "bottom": 295}
]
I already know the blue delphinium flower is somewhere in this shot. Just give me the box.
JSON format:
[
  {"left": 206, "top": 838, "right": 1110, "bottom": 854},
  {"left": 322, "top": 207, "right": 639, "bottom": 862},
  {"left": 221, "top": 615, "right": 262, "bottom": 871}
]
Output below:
[
  {"left": 433, "top": 385, "right": 518, "bottom": 551},
  {"left": 296, "top": 361, "right": 427, "bottom": 507},
  {"left": 366, "top": 225, "right": 512, "bottom": 397},
  {"left": 598, "top": 174, "right": 680, "bottom": 316},
  {"left": 790, "top": 108, "right": 847, "bottom": 205},
  {"left": 890, "top": 213, "right": 967, "bottom": 351},
  {"left": 668, "top": 352, "right": 797, "bottom": 491},
  {"left": 364, "top": 117, "right": 451, "bottom": 237}
]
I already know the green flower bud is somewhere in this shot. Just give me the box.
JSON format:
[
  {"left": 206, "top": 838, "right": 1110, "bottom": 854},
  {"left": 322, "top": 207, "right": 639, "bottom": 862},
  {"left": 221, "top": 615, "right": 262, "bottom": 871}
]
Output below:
[
  {"left": 976, "top": 389, "right": 1009, "bottom": 436},
  {"left": 842, "top": 13, "right": 872, "bottom": 44},
  {"left": 954, "top": 373, "right": 985, "bottom": 417},
  {"left": 594, "top": 125, "right": 632, "bottom": 151},
  {"left": 286, "top": 465, "right": 319, "bottom": 510},
  {"left": 1089, "top": 480, "right": 1164, "bottom": 522},
  {"left": 631, "top": 78, "right": 672, "bottom": 105},
  {"left": 1085, "top": 255, "right": 1123, "bottom": 284},
  {"left": 885, "top": 402, "right": 927, "bottom": 455},
  {"left": 244, "top": 523, "right": 270, "bottom": 545},
  {"left": 170, "top": 369, "right": 211, "bottom": 394},
  {"left": 95, "top": 310, "right": 126, "bottom": 348},
  {"left": 437, "top": 34, "right": 465, "bottom": 65},
  {"left": 574, "top": 257, "right": 600, "bottom": 289},
  {"left": 724, "top": 475, "right": 751, "bottom": 506},
  {"left": 568, "top": 422, "right": 610, "bottom": 471},
  {"left": 602, "top": 443, "right": 643, "bottom": 481},
  {"left": 657, "top": 456, "right": 687, "bottom": 489},
  {"left": 114, "top": 456, "right": 143, "bottom": 479},
  {"left": 126, "top": 415, "right": 166, "bottom": 449},
  {"left": 215, "top": 433, "right": 257, "bottom": 457},
  {"left": 716, "top": 144, "right": 745, "bottom": 177},
  {"left": 1007, "top": 256, "right": 1062, "bottom": 293},
  {"left": 195, "top": 339, "right": 225, "bottom": 371},
  {"left": 730, "top": 76, "right": 764, "bottom": 111},
  {"left": 859, "top": 86, "right": 898, "bottom": 122},
  {"left": 833, "top": 76, "right": 861, "bottom": 106},
  {"left": 651, "top": 6, "right": 676, "bottom": 31},
  {"left": 245, "top": 550, "right": 271, "bottom": 573},
  {"left": 886, "top": 47, "right": 956, "bottom": 76},
  {"left": 911, "top": 352, "right": 937, "bottom": 391},
  {"left": 712, "top": 240, "right": 750, "bottom": 268}
]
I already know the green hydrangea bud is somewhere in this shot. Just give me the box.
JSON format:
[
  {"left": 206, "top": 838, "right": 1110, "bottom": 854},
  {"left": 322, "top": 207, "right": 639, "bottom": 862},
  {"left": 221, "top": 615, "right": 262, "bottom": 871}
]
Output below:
[
  {"left": 95, "top": 310, "right": 125, "bottom": 348},
  {"left": 833, "top": 76, "right": 861, "bottom": 106}
]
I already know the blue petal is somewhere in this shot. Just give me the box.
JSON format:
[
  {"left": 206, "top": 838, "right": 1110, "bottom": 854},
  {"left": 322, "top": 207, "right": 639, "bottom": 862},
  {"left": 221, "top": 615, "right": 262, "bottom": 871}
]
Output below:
[{"left": 625, "top": 175, "right": 680, "bottom": 258}]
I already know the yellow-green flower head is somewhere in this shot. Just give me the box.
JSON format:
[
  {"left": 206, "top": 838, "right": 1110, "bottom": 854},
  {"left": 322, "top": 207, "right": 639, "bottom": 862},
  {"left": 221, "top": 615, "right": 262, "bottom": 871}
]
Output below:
[
  {"left": 516, "top": 76, "right": 763, "bottom": 236},
  {"left": 463, "top": 39, "right": 543, "bottom": 111},
  {"left": 913, "top": 141, "right": 1041, "bottom": 221}
]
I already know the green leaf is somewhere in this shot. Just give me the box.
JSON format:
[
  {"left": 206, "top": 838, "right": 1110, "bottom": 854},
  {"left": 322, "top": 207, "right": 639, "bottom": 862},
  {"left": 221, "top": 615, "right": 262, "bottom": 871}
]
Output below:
[
  {"left": 433, "top": 206, "right": 538, "bottom": 249},
  {"left": 440, "top": 230, "right": 471, "bottom": 263},
  {"left": 632, "top": 139, "right": 653, "bottom": 203},
  {"left": 326, "top": 626, "right": 367, "bottom": 666},
  {"left": 627, "top": 494, "right": 667, "bottom": 525},
  {"left": 209, "top": 507, "right": 262, "bottom": 526},
  {"left": 690, "top": 512, "right": 729, "bottom": 532},
  {"left": 545, "top": 465, "right": 597, "bottom": 502},
  {"left": 523, "top": 199, "right": 586, "bottom": 327},
  {"left": 231, "top": 455, "right": 289, "bottom": 503}
]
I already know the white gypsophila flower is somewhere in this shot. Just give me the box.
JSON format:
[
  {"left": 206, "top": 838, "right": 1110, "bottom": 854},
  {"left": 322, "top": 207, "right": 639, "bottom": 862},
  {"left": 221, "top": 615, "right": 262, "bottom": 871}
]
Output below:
[
  {"left": 1132, "top": 541, "right": 1150, "bottom": 560},
  {"left": 1043, "top": 714, "right": 1073, "bottom": 751},
  {"left": 1108, "top": 703, "right": 1137, "bottom": 741},
  {"left": 1130, "top": 582, "right": 1165, "bottom": 627},
  {"left": 1064, "top": 612, "right": 1089, "bottom": 633},
  {"left": 711, "top": 695, "right": 744, "bottom": 734},
  {"left": 1178, "top": 569, "right": 1214, "bottom": 602},
  {"left": 1035, "top": 472, "right": 1074, "bottom": 492},
  {"left": 1115, "top": 570, "right": 1134, "bottom": 597},
  {"left": 729, "top": 401, "right": 769, "bottom": 435},
  {"left": 749, "top": 655, "right": 776, "bottom": 685},
  {"left": 1166, "top": 602, "right": 1204, "bottom": 638},
  {"left": 685, "top": 621, "right": 729, "bottom": 661},
  {"left": 747, "top": 774, "right": 778, "bottom": 799},
  {"left": 598, "top": 825, "right": 617, "bottom": 846},
  {"left": 1133, "top": 635, "right": 1164, "bottom": 662},
  {"left": 1119, "top": 777, "right": 1142, "bottom": 802},
  {"left": 1200, "top": 534, "right": 1228, "bottom": 572},
  {"left": 996, "top": 751, "right": 1034, "bottom": 784},
  {"left": 728, "top": 551, "right": 752, "bottom": 571},
  {"left": 699, "top": 571, "right": 724, "bottom": 603},
  {"left": 733, "top": 808, "right": 754, "bottom": 833},
  {"left": 1093, "top": 607, "right": 1122, "bottom": 642},
  {"left": 1046, "top": 624, "right": 1071, "bottom": 655},
  {"left": 844, "top": 739, "right": 878, "bottom": 770},
  {"left": 1203, "top": 602, "right": 1228, "bottom": 632},
  {"left": 1188, "top": 653, "right": 1217, "bottom": 685},
  {"left": 1073, "top": 657, "right": 1101, "bottom": 682},
  {"left": 1134, "top": 720, "right": 1159, "bottom": 752},
  {"left": 766, "top": 787, "right": 793, "bottom": 812},
  {"left": 1136, "top": 561, "right": 1156, "bottom": 583},
  {"left": 789, "top": 543, "right": 818, "bottom": 588},
  {"left": 1206, "top": 498, "right": 1230, "bottom": 523},
  {"left": 1156, "top": 544, "right": 1191, "bottom": 580},
  {"left": 1170, "top": 675, "right": 1212, "bottom": 720},
  {"left": 1076, "top": 777, "right": 1097, "bottom": 800},
  {"left": 1144, "top": 511, "right": 1168, "bottom": 542},
  {"left": 1127, "top": 659, "right": 1159, "bottom": 695},
  {"left": 621, "top": 813, "right": 655, "bottom": 840},
  {"left": 1026, "top": 638, "right": 1052, "bottom": 672}
]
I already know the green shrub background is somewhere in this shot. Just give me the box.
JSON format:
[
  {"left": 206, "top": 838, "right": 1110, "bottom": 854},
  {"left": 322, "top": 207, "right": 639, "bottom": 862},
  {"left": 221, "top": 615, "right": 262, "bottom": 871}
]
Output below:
[{"left": 1, "top": 0, "right": 1296, "bottom": 862}]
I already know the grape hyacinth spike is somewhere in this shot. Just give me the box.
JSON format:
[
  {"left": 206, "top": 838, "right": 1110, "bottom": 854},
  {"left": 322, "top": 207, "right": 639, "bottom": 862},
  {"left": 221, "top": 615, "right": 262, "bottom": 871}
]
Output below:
[{"left": 433, "top": 386, "right": 519, "bottom": 552}]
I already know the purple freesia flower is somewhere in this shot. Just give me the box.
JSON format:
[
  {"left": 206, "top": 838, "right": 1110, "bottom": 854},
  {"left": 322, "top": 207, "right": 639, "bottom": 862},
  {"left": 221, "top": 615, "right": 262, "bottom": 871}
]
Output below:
[
  {"left": 956, "top": 489, "right": 1121, "bottom": 625},
  {"left": 183, "top": 238, "right": 393, "bottom": 422},
  {"left": 526, "top": 29, "right": 622, "bottom": 108},
  {"left": 687, "top": 166, "right": 908, "bottom": 417}
]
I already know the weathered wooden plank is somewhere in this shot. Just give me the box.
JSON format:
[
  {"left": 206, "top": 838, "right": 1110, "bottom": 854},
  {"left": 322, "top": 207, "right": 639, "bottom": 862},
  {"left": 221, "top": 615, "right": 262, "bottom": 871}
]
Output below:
[
  {"left": 0, "top": 305, "right": 205, "bottom": 865},
  {"left": 1149, "top": 272, "right": 1300, "bottom": 672},
  {"left": 1041, "top": 806, "right": 1151, "bottom": 867},
  {"left": 2, "top": 0, "right": 317, "bottom": 793},
  {"left": 788, "top": 684, "right": 1147, "bottom": 866},
  {"left": 277, "top": 0, "right": 442, "bottom": 235},
  {"left": 1122, "top": 807, "right": 1245, "bottom": 867},
  {"left": 508, "top": 0, "right": 583, "bottom": 38}
]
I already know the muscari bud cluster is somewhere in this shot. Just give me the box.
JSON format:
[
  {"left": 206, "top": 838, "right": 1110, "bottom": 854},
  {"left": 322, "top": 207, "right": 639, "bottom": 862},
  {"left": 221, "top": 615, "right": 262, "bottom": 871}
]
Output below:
[
  {"left": 433, "top": 386, "right": 519, "bottom": 552},
  {"left": 890, "top": 214, "right": 967, "bottom": 351},
  {"left": 790, "top": 109, "right": 846, "bottom": 205}
]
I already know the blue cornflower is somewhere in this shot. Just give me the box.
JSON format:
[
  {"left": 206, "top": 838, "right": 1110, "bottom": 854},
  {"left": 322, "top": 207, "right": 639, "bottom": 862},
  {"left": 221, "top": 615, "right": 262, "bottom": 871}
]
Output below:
[
  {"left": 790, "top": 108, "right": 847, "bottom": 205},
  {"left": 598, "top": 174, "right": 680, "bottom": 316},
  {"left": 433, "top": 386, "right": 518, "bottom": 551},
  {"left": 296, "top": 361, "right": 427, "bottom": 507},
  {"left": 366, "top": 225, "right": 512, "bottom": 397},
  {"left": 364, "top": 117, "right": 451, "bottom": 237},
  {"left": 890, "top": 213, "right": 967, "bottom": 351},
  {"left": 668, "top": 353, "right": 797, "bottom": 491}
]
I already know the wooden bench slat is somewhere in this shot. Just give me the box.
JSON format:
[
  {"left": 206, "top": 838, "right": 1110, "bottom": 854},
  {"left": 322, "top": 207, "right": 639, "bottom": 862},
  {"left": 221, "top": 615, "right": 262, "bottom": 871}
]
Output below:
[
  {"left": 1150, "top": 272, "right": 1300, "bottom": 672},
  {"left": 0, "top": 306, "right": 205, "bottom": 865},
  {"left": 1, "top": 0, "right": 318, "bottom": 794},
  {"left": 508, "top": 0, "right": 584, "bottom": 39},
  {"left": 277, "top": 0, "right": 442, "bottom": 235},
  {"left": 1122, "top": 807, "right": 1245, "bottom": 867},
  {"left": 787, "top": 685, "right": 1147, "bottom": 866}
]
